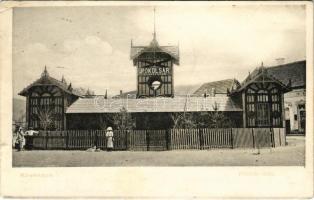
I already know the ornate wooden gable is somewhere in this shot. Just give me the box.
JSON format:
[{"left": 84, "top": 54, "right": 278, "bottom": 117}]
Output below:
[{"left": 19, "top": 67, "right": 81, "bottom": 97}]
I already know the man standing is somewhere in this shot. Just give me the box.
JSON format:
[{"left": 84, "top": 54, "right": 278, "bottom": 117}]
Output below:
[{"left": 105, "top": 127, "right": 114, "bottom": 151}]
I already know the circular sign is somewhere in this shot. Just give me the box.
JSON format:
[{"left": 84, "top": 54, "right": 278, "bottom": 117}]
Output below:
[
  {"left": 148, "top": 76, "right": 162, "bottom": 90},
  {"left": 151, "top": 80, "right": 161, "bottom": 90}
]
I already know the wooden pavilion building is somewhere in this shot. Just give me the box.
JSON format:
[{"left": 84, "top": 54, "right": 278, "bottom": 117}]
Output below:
[
  {"left": 229, "top": 64, "right": 291, "bottom": 128},
  {"left": 18, "top": 67, "right": 82, "bottom": 130},
  {"left": 18, "top": 28, "right": 292, "bottom": 132},
  {"left": 65, "top": 33, "right": 291, "bottom": 130}
]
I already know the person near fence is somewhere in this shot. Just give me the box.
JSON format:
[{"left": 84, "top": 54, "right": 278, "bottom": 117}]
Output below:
[
  {"left": 25, "top": 127, "right": 39, "bottom": 136},
  {"left": 12, "top": 126, "right": 19, "bottom": 149},
  {"left": 24, "top": 127, "right": 38, "bottom": 150},
  {"left": 16, "top": 127, "right": 25, "bottom": 151},
  {"left": 105, "top": 127, "right": 114, "bottom": 151}
]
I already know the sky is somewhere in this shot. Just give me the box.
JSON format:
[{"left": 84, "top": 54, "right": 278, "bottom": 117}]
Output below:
[{"left": 13, "top": 5, "right": 306, "bottom": 98}]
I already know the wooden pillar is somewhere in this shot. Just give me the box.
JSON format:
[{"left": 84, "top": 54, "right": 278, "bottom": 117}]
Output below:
[
  {"left": 242, "top": 92, "right": 247, "bottom": 128},
  {"left": 281, "top": 93, "right": 286, "bottom": 128},
  {"left": 136, "top": 61, "right": 139, "bottom": 98},
  {"left": 281, "top": 93, "right": 286, "bottom": 145},
  {"left": 26, "top": 96, "right": 30, "bottom": 129},
  {"left": 171, "top": 61, "right": 174, "bottom": 97},
  {"left": 62, "top": 95, "right": 67, "bottom": 130}
]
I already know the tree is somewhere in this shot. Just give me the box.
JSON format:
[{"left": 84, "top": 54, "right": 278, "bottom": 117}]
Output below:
[
  {"left": 170, "top": 95, "right": 197, "bottom": 129},
  {"left": 112, "top": 107, "right": 135, "bottom": 130},
  {"left": 207, "top": 102, "right": 234, "bottom": 128},
  {"left": 171, "top": 112, "right": 197, "bottom": 129},
  {"left": 98, "top": 114, "right": 112, "bottom": 130},
  {"left": 37, "top": 108, "right": 54, "bottom": 130}
]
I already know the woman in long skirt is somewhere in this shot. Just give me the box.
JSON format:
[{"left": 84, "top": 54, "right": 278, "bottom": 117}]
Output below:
[
  {"left": 105, "top": 127, "right": 114, "bottom": 151},
  {"left": 17, "top": 127, "right": 25, "bottom": 151}
]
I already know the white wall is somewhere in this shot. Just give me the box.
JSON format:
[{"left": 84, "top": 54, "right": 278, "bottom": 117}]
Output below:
[{"left": 284, "top": 88, "right": 306, "bottom": 131}]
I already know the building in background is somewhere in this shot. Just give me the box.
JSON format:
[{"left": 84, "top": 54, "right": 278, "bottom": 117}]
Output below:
[
  {"left": 17, "top": 25, "right": 303, "bottom": 132},
  {"left": 267, "top": 60, "right": 306, "bottom": 134},
  {"left": 18, "top": 59, "right": 302, "bottom": 132},
  {"left": 193, "top": 79, "right": 240, "bottom": 97},
  {"left": 65, "top": 32, "right": 291, "bottom": 130}
]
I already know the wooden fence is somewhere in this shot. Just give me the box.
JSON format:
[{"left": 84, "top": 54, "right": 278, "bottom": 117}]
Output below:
[{"left": 26, "top": 128, "right": 286, "bottom": 151}]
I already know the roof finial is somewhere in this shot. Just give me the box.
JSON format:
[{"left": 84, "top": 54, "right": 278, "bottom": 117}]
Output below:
[
  {"left": 153, "top": 7, "right": 156, "bottom": 40},
  {"left": 61, "top": 75, "right": 67, "bottom": 84},
  {"left": 41, "top": 65, "right": 49, "bottom": 77},
  {"left": 150, "top": 7, "right": 159, "bottom": 47},
  {"left": 68, "top": 82, "right": 73, "bottom": 91},
  {"left": 104, "top": 89, "right": 108, "bottom": 99}
]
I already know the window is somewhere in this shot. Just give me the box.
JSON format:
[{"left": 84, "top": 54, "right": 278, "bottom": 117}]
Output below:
[
  {"left": 245, "top": 83, "right": 282, "bottom": 127},
  {"left": 29, "top": 87, "right": 64, "bottom": 130}
]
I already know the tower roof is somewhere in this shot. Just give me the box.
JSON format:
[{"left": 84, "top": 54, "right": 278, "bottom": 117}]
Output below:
[
  {"left": 130, "top": 7, "right": 180, "bottom": 65},
  {"left": 130, "top": 43, "right": 180, "bottom": 65}
]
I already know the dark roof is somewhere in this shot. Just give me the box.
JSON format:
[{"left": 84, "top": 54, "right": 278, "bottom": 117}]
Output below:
[
  {"left": 193, "top": 79, "right": 240, "bottom": 96},
  {"left": 113, "top": 85, "right": 202, "bottom": 99},
  {"left": 266, "top": 60, "right": 306, "bottom": 88},
  {"left": 130, "top": 38, "right": 179, "bottom": 65},
  {"left": 231, "top": 65, "right": 291, "bottom": 94},
  {"left": 66, "top": 96, "right": 242, "bottom": 113},
  {"left": 113, "top": 91, "right": 137, "bottom": 99},
  {"left": 19, "top": 68, "right": 83, "bottom": 97}
]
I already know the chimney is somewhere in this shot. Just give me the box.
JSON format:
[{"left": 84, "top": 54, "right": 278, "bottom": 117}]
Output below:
[
  {"left": 211, "top": 88, "right": 216, "bottom": 97},
  {"left": 104, "top": 89, "right": 108, "bottom": 99},
  {"left": 120, "top": 90, "right": 123, "bottom": 97},
  {"left": 276, "top": 58, "right": 285, "bottom": 65}
]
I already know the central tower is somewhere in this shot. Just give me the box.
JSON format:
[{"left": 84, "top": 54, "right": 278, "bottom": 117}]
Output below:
[{"left": 130, "top": 9, "right": 180, "bottom": 98}]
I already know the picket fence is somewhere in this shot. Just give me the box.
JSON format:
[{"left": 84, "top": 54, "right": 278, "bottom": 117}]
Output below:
[{"left": 26, "top": 128, "right": 286, "bottom": 151}]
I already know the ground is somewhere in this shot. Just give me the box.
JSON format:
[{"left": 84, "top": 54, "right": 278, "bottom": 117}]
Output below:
[{"left": 12, "top": 136, "right": 305, "bottom": 167}]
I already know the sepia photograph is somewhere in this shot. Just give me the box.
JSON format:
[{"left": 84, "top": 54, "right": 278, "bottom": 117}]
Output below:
[
  {"left": 10, "top": 4, "right": 308, "bottom": 167},
  {"left": 1, "top": 1, "right": 313, "bottom": 198}
]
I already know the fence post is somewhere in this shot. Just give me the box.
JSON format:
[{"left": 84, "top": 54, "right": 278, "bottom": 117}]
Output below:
[
  {"left": 230, "top": 128, "right": 234, "bottom": 149},
  {"left": 278, "top": 128, "right": 282, "bottom": 146},
  {"left": 88, "top": 130, "right": 91, "bottom": 148},
  {"left": 126, "top": 130, "right": 129, "bottom": 150},
  {"left": 166, "top": 129, "right": 170, "bottom": 150},
  {"left": 45, "top": 131, "right": 49, "bottom": 150},
  {"left": 95, "top": 131, "right": 98, "bottom": 148},
  {"left": 252, "top": 128, "right": 255, "bottom": 149},
  {"left": 270, "top": 128, "right": 274, "bottom": 148},
  {"left": 146, "top": 130, "right": 150, "bottom": 151},
  {"left": 65, "top": 130, "right": 69, "bottom": 150},
  {"left": 199, "top": 129, "right": 203, "bottom": 150}
]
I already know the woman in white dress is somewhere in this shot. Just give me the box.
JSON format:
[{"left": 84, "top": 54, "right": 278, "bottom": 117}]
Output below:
[
  {"left": 17, "top": 127, "right": 25, "bottom": 151},
  {"left": 105, "top": 127, "right": 114, "bottom": 151}
]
